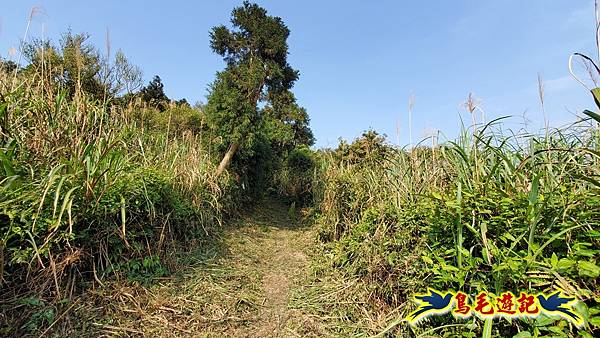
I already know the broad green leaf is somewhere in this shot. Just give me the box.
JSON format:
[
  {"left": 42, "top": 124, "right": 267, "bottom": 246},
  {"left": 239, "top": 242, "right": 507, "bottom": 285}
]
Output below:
[
  {"left": 421, "top": 256, "right": 433, "bottom": 264},
  {"left": 573, "top": 300, "right": 589, "bottom": 321},
  {"left": 535, "top": 315, "right": 556, "bottom": 326},
  {"left": 546, "top": 326, "right": 566, "bottom": 335},
  {"left": 528, "top": 175, "right": 540, "bottom": 206},
  {"left": 556, "top": 258, "right": 576, "bottom": 271},
  {"left": 578, "top": 261, "right": 600, "bottom": 278},
  {"left": 583, "top": 109, "right": 600, "bottom": 124}
]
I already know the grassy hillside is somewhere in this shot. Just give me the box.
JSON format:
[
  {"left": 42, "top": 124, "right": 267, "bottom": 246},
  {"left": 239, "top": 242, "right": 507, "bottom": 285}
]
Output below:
[
  {"left": 0, "top": 59, "right": 243, "bottom": 333},
  {"left": 308, "top": 119, "right": 600, "bottom": 336}
]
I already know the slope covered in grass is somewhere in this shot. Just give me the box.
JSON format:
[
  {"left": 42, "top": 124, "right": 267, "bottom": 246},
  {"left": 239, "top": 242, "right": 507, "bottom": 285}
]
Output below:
[{"left": 308, "top": 121, "right": 600, "bottom": 336}]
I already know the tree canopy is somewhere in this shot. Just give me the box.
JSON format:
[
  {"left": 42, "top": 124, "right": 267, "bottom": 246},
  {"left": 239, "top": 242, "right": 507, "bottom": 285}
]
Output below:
[
  {"left": 141, "top": 75, "right": 169, "bottom": 110},
  {"left": 21, "top": 31, "right": 144, "bottom": 101},
  {"left": 205, "top": 1, "right": 313, "bottom": 176}
]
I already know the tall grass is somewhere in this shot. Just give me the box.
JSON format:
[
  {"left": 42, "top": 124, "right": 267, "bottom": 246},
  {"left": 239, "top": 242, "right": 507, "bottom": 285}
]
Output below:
[
  {"left": 312, "top": 115, "right": 600, "bottom": 336},
  {"left": 0, "top": 58, "right": 235, "bottom": 334}
]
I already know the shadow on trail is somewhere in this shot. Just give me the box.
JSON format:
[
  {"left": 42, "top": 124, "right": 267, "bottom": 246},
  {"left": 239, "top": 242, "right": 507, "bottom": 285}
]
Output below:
[{"left": 236, "top": 198, "right": 309, "bottom": 228}]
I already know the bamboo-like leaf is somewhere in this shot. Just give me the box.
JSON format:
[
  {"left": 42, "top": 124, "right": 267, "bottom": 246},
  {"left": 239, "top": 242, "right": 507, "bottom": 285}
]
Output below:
[
  {"left": 52, "top": 186, "right": 79, "bottom": 231},
  {"left": 532, "top": 224, "right": 582, "bottom": 261},
  {"left": 121, "top": 195, "right": 127, "bottom": 241},
  {"left": 482, "top": 318, "right": 493, "bottom": 338},
  {"left": 583, "top": 109, "right": 600, "bottom": 124},
  {"left": 52, "top": 176, "right": 67, "bottom": 218}
]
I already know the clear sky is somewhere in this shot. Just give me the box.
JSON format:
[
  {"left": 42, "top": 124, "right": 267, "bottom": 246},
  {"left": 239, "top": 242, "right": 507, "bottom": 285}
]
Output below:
[{"left": 1, "top": 1, "right": 597, "bottom": 148}]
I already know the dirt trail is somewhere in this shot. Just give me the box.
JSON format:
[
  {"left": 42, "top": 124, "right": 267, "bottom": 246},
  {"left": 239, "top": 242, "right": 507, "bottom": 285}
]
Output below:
[{"left": 80, "top": 200, "right": 321, "bottom": 337}]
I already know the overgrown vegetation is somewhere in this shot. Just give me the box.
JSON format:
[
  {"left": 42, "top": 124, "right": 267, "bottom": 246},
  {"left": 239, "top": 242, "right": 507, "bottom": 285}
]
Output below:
[
  {"left": 205, "top": 1, "right": 313, "bottom": 180},
  {"left": 309, "top": 115, "right": 600, "bottom": 336},
  {"left": 0, "top": 2, "right": 313, "bottom": 335},
  {"left": 297, "top": 6, "right": 600, "bottom": 337},
  {"left": 0, "top": 51, "right": 228, "bottom": 335},
  {"left": 1, "top": 1, "right": 599, "bottom": 337}
]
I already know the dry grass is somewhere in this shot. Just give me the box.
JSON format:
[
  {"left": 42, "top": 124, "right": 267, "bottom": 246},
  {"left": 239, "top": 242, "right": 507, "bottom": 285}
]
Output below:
[
  {"left": 287, "top": 245, "right": 411, "bottom": 337},
  {"left": 58, "top": 200, "right": 321, "bottom": 337}
]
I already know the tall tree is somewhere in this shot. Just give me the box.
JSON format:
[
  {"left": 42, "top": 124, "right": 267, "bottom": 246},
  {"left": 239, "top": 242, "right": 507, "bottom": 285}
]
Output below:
[{"left": 206, "top": 1, "right": 300, "bottom": 176}]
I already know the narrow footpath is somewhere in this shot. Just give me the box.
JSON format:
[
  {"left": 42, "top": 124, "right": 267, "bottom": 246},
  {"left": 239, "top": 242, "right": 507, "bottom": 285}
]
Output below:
[{"left": 79, "top": 200, "right": 327, "bottom": 337}]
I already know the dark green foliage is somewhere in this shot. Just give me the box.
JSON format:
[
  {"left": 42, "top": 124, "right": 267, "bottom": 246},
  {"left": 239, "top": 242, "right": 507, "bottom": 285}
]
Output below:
[
  {"left": 140, "top": 75, "right": 169, "bottom": 110},
  {"left": 210, "top": 1, "right": 295, "bottom": 75},
  {"left": 275, "top": 146, "right": 315, "bottom": 204},
  {"left": 0, "top": 59, "right": 18, "bottom": 74},
  {"left": 205, "top": 1, "right": 312, "bottom": 180},
  {"left": 239, "top": 134, "right": 275, "bottom": 198},
  {"left": 206, "top": 69, "right": 258, "bottom": 146},
  {"left": 176, "top": 98, "right": 191, "bottom": 108},
  {"left": 335, "top": 130, "right": 391, "bottom": 165},
  {"left": 262, "top": 90, "right": 315, "bottom": 153},
  {"left": 287, "top": 147, "right": 314, "bottom": 173}
]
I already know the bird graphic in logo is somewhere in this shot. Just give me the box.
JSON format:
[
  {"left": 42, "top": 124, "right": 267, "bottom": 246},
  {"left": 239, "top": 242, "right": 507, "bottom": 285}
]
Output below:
[
  {"left": 536, "top": 291, "right": 582, "bottom": 326},
  {"left": 407, "top": 289, "right": 454, "bottom": 324}
]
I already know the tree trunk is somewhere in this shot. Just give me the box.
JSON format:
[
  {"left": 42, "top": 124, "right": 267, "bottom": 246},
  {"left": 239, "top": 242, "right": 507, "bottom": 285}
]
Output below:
[{"left": 215, "top": 142, "right": 239, "bottom": 176}]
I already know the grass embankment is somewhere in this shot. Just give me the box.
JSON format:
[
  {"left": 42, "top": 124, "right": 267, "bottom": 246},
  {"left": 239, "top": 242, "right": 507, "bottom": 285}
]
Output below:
[
  {"left": 0, "top": 67, "right": 236, "bottom": 335},
  {"left": 304, "top": 120, "right": 600, "bottom": 337}
]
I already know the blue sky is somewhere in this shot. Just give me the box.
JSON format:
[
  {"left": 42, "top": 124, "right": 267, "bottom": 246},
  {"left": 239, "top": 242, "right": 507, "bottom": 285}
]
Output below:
[{"left": 1, "top": 1, "right": 597, "bottom": 147}]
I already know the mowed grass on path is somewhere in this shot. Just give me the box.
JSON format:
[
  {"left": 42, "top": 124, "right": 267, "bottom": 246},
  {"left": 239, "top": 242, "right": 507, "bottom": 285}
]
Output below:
[{"left": 73, "top": 200, "right": 327, "bottom": 337}]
